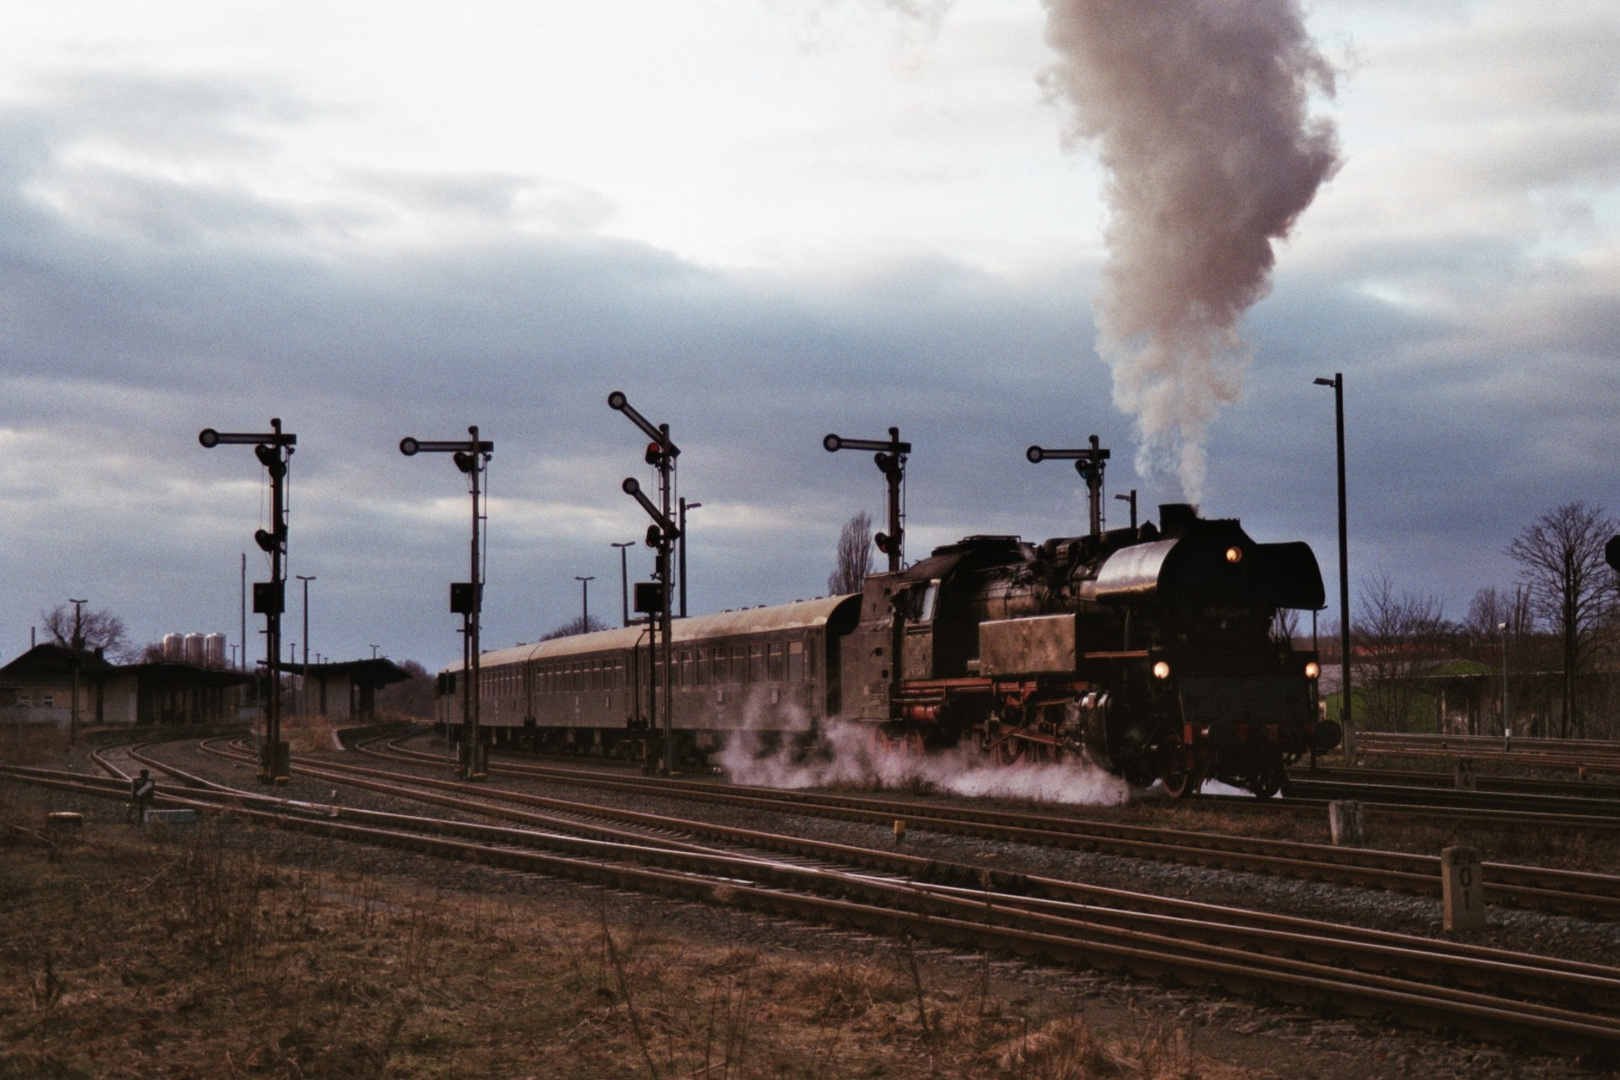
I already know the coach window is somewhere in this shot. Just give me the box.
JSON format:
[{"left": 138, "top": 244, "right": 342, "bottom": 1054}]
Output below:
[
  {"left": 787, "top": 640, "right": 805, "bottom": 682},
  {"left": 768, "top": 641, "right": 784, "bottom": 681},
  {"left": 712, "top": 647, "right": 728, "bottom": 684},
  {"left": 748, "top": 644, "right": 763, "bottom": 683}
]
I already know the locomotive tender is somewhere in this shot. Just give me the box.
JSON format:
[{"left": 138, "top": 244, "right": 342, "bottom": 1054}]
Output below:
[{"left": 440, "top": 502, "right": 1341, "bottom": 797}]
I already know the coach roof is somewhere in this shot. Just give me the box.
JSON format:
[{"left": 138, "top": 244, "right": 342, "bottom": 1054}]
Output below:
[{"left": 448, "top": 595, "right": 860, "bottom": 674}]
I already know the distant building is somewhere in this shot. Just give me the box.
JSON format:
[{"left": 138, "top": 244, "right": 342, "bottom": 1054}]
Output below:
[
  {"left": 295, "top": 659, "right": 413, "bottom": 721},
  {"left": 0, "top": 644, "right": 251, "bottom": 729},
  {"left": 0, "top": 644, "right": 115, "bottom": 728}
]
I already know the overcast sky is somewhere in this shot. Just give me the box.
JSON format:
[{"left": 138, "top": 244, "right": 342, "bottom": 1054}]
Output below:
[{"left": 2, "top": 0, "right": 1617, "bottom": 671}]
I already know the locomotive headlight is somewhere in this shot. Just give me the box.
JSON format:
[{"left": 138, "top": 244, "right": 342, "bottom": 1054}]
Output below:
[
  {"left": 1152, "top": 660, "right": 1171, "bottom": 680},
  {"left": 1304, "top": 661, "right": 1321, "bottom": 679},
  {"left": 1225, "top": 546, "right": 1243, "bottom": 564}
]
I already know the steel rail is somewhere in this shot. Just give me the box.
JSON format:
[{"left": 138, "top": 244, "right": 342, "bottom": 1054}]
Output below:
[
  {"left": 180, "top": 745, "right": 1620, "bottom": 1005},
  {"left": 361, "top": 736, "right": 1620, "bottom": 918}
]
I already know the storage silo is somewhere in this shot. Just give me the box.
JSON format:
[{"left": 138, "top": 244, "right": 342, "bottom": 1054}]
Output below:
[
  {"left": 205, "top": 633, "right": 226, "bottom": 669},
  {"left": 184, "top": 633, "right": 205, "bottom": 666},
  {"left": 163, "top": 633, "right": 183, "bottom": 662}
]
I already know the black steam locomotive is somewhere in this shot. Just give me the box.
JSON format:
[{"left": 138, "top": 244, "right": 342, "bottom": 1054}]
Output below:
[
  {"left": 445, "top": 502, "right": 1338, "bottom": 798},
  {"left": 841, "top": 502, "right": 1338, "bottom": 797}
]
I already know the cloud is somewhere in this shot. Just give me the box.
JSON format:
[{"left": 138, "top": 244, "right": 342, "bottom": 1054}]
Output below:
[{"left": 2, "top": 2, "right": 1620, "bottom": 674}]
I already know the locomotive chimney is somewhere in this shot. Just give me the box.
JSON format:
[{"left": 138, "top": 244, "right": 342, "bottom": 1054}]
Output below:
[{"left": 1159, "top": 503, "right": 1199, "bottom": 535}]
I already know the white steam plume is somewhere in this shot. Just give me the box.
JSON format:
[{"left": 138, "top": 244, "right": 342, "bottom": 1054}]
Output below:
[
  {"left": 1041, "top": 0, "right": 1340, "bottom": 501},
  {"left": 718, "top": 704, "right": 1130, "bottom": 806}
]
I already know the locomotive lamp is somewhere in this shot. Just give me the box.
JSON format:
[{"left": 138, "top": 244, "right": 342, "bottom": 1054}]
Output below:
[
  {"left": 1305, "top": 662, "right": 1321, "bottom": 679},
  {"left": 1225, "top": 547, "right": 1243, "bottom": 564},
  {"left": 399, "top": 426, "right": 494, "bottom": 780},
  {"left": 1152, "top": 661, "right": 1171, "bottom": 680},
  {"left": 199, "top": 418, "right": 296, "bottom": 783}
]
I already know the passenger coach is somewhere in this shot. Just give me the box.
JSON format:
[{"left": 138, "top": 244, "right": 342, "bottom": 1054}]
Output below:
[{"left": 438, "top": 595, "right": 862, "bottom": 760}]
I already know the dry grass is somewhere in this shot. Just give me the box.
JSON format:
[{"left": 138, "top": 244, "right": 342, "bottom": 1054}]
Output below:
[
  {"left": 0, "top": 799, "right": 1260, "bottom": 1080},
  {"left": 279, "top": 713, "right": 344, "bottom": 754}
]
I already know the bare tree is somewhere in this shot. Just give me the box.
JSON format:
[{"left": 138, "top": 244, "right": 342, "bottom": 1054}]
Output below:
[
  {"left": 827, "top": 510, "right": 874, "bottom": 596},
  {"left": 1352, "top": 572, "right": 1452, "bottom": 732},
  {"left": 377, "top": 659, "right": 437, "bottom": 717},
  {"left": 40, "top": 603, "right": 133, "bottom": 661},
  {"left": 540, "top": 614, "right": 611, "bottom": 641},
  {"left": 1507, "top": 502, "right": 1619, "bottom": 738}
]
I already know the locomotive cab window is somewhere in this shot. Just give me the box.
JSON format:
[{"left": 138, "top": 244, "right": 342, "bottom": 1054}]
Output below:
[{"left": 915, "top": 580, "right": 940, "bottom": 624}]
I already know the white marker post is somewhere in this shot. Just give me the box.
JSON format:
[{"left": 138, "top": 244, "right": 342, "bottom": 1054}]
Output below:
[
  {"left": 1328, "top": 800, "right": 1363, "bottom": 846},
  {"left": 1442, "top": 846, "right": 1486, "bottom": 932}
]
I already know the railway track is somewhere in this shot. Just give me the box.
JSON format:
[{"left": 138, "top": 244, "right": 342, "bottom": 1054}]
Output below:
[
  {"left": 1280, "top": 775, "right": 1620, "bottom": 821},
  {"left": 1293, "top": 763, "right": 1620, "bottom": 802},
  {"left": 6, "top": 743, "right": 1620, "bottom": 1060},
  {"left": 359, "top": 734, "right": 1620, "bottom": 920},
  {"left": 1355, "top": 732, "right": 1620, "bottom": 776}
]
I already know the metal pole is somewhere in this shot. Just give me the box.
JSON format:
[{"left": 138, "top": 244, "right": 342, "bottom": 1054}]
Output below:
[
  {"left": 679, "top": 499, "right": 701, "bottom": 618},
  {"left": 69, "top": 598, "right": 86, "bottom": 743},
  {"left": 576, "top": 575, "right": 594, "bottom": 629},
  {"left": 468, "top": 425, "right": 483, "bottom": 778},
  {"left": 660, "top": 424, "right": 675, "bottom": 775},
  {"left": 1115, "top": 489, "right": 1137, "bottom": 530},
  {"left": 267, "top": 420, "right": 287, "bottom": 779},
  {"left": 240, "top": 553, "right": 247, "bottom": 671},
  {"left": 297, "top": 575, "right": 315, "bottom": 717},
  {"left": 1086, "top": 434, "right": 1104, "bottom": 537},
  {"left": 612, "top": 542, "right": 633, "bottom": 627},
  {"left": 885, "top": 427, "right": 902, "bottom": 572},
  {"left": 1315, "top": 374, "right": 1352, "bottom": 760},
  {"left": 1500, "top": 622, "right": 1511, "bottom": 740}
]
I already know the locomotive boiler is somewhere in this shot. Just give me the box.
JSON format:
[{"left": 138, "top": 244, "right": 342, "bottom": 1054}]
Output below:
[{"left": 838, "top": 503, "right": 1340, "bottom": 796}]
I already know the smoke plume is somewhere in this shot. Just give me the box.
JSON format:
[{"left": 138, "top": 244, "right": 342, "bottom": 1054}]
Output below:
[
  {"left": 1041, "top": 0, "right": 1340, "bottom": 501},
  {"left": 719, "top": 708, "right": 1130, "bottom": 806}
]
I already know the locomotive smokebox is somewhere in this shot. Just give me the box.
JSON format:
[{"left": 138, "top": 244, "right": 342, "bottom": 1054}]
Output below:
[{"left": 1159, "top": 503, "right": 1200, "bottom": 535}]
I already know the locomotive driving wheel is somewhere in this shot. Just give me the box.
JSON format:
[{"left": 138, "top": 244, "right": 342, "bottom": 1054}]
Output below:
[
  {"left": 1157, "top": 735, "right": 1201, "bottom": 799},
  {"left": 995, "top": 736, "right": 1025, "bottom": 765},
  {"left": 1240, "top": 752, "right": 1288, "bottom": 799}
]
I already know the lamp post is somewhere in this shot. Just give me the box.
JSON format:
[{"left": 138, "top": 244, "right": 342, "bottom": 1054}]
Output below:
[
  {"left": 68, "top": 598, "right": 87, "bottom": 743},
  {"left": 678, "top": 499, "right": 701, "bottom": 618},
  {"left": 1114, "top": 489, "right": 1138, "bottom": 530},
  {"left": 611, "top": 542, "right": 634, "bottom": 627},
  {"left": 1313, "top": 373, "right": 1353, "bottom": 760},
  {"left": 1499, "top": 622, "right": 1510, "bottom": 741},
  {"left": 575, "top": 575, "right": 595, "bottom": 631},
  {"left": 400, "top": 426, "right": 494, "bottom": 779},
  {"left": 297, "top": 575, "right": 315, "bottom": 718}
]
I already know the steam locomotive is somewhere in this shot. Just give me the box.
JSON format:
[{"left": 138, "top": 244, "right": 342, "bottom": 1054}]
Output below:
[{"left": 441, "top": 502, "right": 1338, "bottom": 798}]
